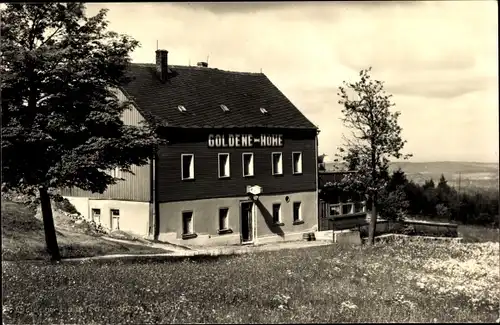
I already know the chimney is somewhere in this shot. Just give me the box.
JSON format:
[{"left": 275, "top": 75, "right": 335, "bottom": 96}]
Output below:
[
  {"left": 155, "top": 50, "right": 169, "bottom": 82},
  {"left": 197, "top": 61, "right": 208, "bottom": 68}
]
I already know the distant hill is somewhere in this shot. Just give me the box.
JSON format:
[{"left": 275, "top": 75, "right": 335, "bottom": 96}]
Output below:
[{"left": 324, "top": 161, "right": 499, "bottom": 189}]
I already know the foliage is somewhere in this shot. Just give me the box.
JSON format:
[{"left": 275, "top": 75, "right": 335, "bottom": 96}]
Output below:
[
  {"left": 1, "top": 3, "right": 165, "bottom": 195},
  {"left": 435, "top": 203, "right": 451, "bottom": 219},
  {"left": 318, "top": 154, "right": 327, "bottom": 171},
  {"left": 333, "top": 67, "right": 411, "bottom": 243},
  {"left": 1, "top": 3, "right": 166, "bottom": 260},
  {"left": 334, "top": 67, "right": 411, "bottom": 192},
  {"left": 3, "top": 242, "right": 498, "bottom": 323},
  {"left": 52, "top": 195, "right": 79, "bottom": 215},
  {"left": 377, "top": 185, "right": 409, "bottom": 221},
  {"left": 400, "top": 172, "right": 498, "bottom": 227}
]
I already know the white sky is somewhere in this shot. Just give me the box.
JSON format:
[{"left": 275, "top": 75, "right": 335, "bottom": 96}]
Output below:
[{"left": 87, "top": 1, "right": 499, "bottom": 163}]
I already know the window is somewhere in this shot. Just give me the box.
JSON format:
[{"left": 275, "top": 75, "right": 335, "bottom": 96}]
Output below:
[
  {"left": 354, "top": 201, "right": 366, "bottom": 213},
  {"left": 242, "top": 153, "right": 254, "bottom": 177},
  {"left": 110, "top": 209, "right": 120, "bottom": 230},
  {"left": 218, "top": 153, "right": 230, "bottom": 178},
  {"left": 342, "top": 203, "right": 354, "bottom": 215},
  {"left": 293, "top": 202, "right": 302, "bottom": 222},
  {"left": 181, "top": 154, "right": 194, "bottom": 180},
  {"left": 292, "top": 152, "right": 303, "bottom": 174},
  {"left": 182, "top": 211, "right": 194, "bottom": 235},
  {"left": 219, "top": 208, "right": 229, "bottom": 231},
  {"left": 91, "top": 208, "right": 101, "bottom": 223},
  {"left": 272, "top": 203, "right": 282, "bottom": 224},
  {"left": 272, "top": 152, "right": 283, "bottom": 175},
  {"left": 329, "top": 204, "right": 341, "bottom": 216}
]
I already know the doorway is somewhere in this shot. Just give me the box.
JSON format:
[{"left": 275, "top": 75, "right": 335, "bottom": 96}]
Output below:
[{"left": 240, "top": 202, "right": 254, "bottom": 244}]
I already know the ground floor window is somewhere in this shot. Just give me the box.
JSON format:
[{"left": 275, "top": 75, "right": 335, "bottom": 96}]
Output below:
[
  {"left": 110, "top": 209, "right": 120, "bottom": 230},
  {"left": 219, "top": 208, "right": 229, "bottom": 231},
  {"left": 182, "top": 211, "right": 194, "bottom": 235},
  {"left": 330, "top": 204, "right": 341, "bottom": 216},
  {"left": 293, "top": 202, "right": 302, "bottom": 222},
  {"left": 272, "top": 203, "right": 282, "bottom": 224},
  {"left": 92, "top": 208, "right": 101, "bottom": 224},
  {"left": 342, "top": 202, "right": 354, "bottom": 215},
  {"left": 354, "top": 202, "right": 366, "bottom": 213}
]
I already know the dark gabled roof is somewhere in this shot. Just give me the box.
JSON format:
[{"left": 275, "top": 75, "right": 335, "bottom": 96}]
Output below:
[{"left": 120, "top": 63, "right": 317, "bottom": 129}]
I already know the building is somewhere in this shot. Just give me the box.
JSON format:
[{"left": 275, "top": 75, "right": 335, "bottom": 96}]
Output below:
[
  {"left": 62, "top": 50, "right": 319, "bottom": 246},
  {"left": 318, "top": 171, "right": 367, "bottom": 231}
]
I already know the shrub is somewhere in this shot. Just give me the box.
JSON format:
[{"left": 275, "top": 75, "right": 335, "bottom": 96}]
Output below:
[
  {"left": 436, "top": 204, "right": 451, "bottom": 219},
  {"left": 52, "top": 196, "right": 79, "bottom": 215}
]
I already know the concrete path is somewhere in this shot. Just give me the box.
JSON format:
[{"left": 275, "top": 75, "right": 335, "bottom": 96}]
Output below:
[
  {"left": 60, "top": 239, "right": 333, "bottom": 263},
  {"left": 100, "top": 236, "right": 191, "bottom": 253}
]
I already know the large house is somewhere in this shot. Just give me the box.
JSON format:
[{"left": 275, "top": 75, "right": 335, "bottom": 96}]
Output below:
[{"left": 62, "top": 50, "right": 319, "bottom": 246}]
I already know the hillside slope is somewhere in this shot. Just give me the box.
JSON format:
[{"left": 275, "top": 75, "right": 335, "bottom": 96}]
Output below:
[
  {"left": 325, "top": 161, "right": 499, "bottom": 188},
  {"left": 1, "top": 199, "right": 166, "bottom": 261}
]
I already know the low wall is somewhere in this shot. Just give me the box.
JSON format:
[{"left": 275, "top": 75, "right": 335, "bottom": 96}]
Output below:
[
  {"left": 358, "top": 219, "right": 458, "bottom": 238},
  {"left": 363, "top": 233, "right": 463, "bottom": 244},
  {"left": 314, "top": 229, "right": 361, "bottom": 245}
]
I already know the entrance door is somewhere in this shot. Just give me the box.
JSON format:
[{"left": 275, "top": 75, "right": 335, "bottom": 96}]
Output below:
[{"left": 240, "top": 202, "right": 254, "bottom": 244}]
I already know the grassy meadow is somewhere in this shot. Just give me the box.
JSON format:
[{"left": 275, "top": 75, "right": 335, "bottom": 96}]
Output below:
[{"left": 3, "top": 239, "right": 499, "bottom": 324}]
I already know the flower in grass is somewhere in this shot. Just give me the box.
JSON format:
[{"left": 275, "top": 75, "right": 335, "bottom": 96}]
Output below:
[{"left": 340, "top": 301, "right": 358, "bottom": 312}]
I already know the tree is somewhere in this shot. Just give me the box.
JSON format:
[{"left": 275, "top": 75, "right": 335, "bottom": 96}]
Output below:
[
  {"left": 318, "top": 154, "right": 327, "bottom": 171},
  {"left": 1, "top": 3, "right": 165, "bottom": 261},
  {"left": 388, "top": 168, "right": 408, "bottom": 191},
  {"left": 404, "top": 180, "right": 425, "bottom": 215},
  {"left": 421, "top": 179, "right": 438, "bottom": 216},
  {"left": 377, "top": 169, "right": 409, "bottom": 221},
  {"left": 423, "top": 179, "right": 435, "bottom": 190},
  {"left": 334, "top": 67, "right": 411, "bottom": 245}
]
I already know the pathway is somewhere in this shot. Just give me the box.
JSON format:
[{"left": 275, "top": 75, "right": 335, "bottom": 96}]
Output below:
[{"left": 61, "top": 239, "right": 333, "bottom": 263}]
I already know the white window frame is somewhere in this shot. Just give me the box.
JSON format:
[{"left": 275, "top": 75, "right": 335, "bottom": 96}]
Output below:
[
  {"left": 272, "top": 203, "right": 282, "bottom": 224},
  {"left": 182, "top": 210, "right": 194, "bottom": 235},
  {"left": 218, "top": 153, "right": 231, "bottom": 179},
  {"left": 181, "top": 154, "right": 195, "bottom": 180},
  {"left": 242, "top": 153, "right": 254, "bottom": 177},
  {"left": 219, "top": 207, "right": 229, "bottom": 231},
  {"left": 342, "top": 202, "right": 354, "bottom": 215},
  {"left": 110, "top": 209, "right": 120, "bottom": 230},
  {"left": 92, "top": 208, "right": 101, "bottom": 224},
  {"left": 271, "top": 152, "right": 283, "bottom": 175},
  {"left": 292, "top": 151, "right": 303, "bottom": 175},
  {"left": 329, "top": 203, "right": 341, "bottom": 216},
  {"left": 293, "top": 201, "right": 302, "bottom": 222}
]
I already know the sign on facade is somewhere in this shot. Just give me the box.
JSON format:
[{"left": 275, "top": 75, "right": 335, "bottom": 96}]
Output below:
[{"left": 208, "top": 134, "right": 284, "bottom": 148}]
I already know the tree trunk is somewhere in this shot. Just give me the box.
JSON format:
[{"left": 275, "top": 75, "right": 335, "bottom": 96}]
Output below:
[
  {"left": 39, "top": 186, "right": 61, "bottom": 261},
  {"left": 368, "top": 194, "right": 378, "bottom": 245}
]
